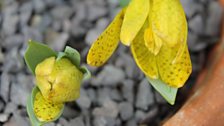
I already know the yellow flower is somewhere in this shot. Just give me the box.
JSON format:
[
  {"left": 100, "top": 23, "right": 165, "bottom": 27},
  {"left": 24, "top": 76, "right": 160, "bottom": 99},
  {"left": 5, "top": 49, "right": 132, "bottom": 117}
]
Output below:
[
  {"left": 35, "top": 57, "right": 83, "bottom": 103},
  {"left": 87, "top": 0, "right": 192, "bottom": 88}
]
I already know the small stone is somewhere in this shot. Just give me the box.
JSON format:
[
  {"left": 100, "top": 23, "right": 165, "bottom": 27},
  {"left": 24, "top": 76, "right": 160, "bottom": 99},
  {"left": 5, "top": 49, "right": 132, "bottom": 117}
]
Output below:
[
  {"left": 58, "top": 118, "right": 69, "bottom": 126},
  {"left": 110, "top": 88, "right": 123, "bottom": 102},
  {"left": 3, "top": 14, "right": 19, "bottom": 35},
  {"left": 87, "top": 5, "right": 107, "bottom": 21},
  {"left": 119, "top": 102, "right": 134, "bottom": 121},
  {"left": 0, "top": 100, "right": 4, "bottom": 112},
  {"left": 22, "top": 27, "right": 43, "bottom": 42},
  {"left": 51, "top": 5, "right": 73, "bottom": 20},
  {"left": 122, "top": 79, "right": 134, "bottom": 103},
  {"left": 93, "top": 100, "right": 119, "bottom": 118},
  {"left": 19, "top": 2, "right": 33, "bottom": 26},
  {"left": 69, "top": 117, "right": 85, "bottom": 126},
  {"left": 45, "top": 122, "right": 56, "bottom": 126},
  {"left": 10, "top": 83, "right": 29, "bottom": 107},
  {"left": 142, "top": 107, "right": 158, "bottom": 123},
  {"left": 180, "top": 0, "right": 203, "bottom": 18},
  {"left": 96, "top": 87, "right": 111, "bottom": 105},
  {"left": 135, "top": 110, "right": 146, "bottom": 123},
  {"left": 93, "top": 116, "right": 107, "bottom": 126},
  {"left": 52, "top": 32, "right": 69, "bottom": 51},
  {"left": 62, "top": 106, "right": 79, "bottom": 119},
  {"left": 5, "top": 111, "right": 29, "bottom": 126},
  {"left": 3, "top": 34, "right": 24, "bottom": 50},
  {"left": 0, "top": 73, "right": 11, "bottom": 102},
  {"left": 33, "top": 0, "right": 46, "bottom": 13},
  {"left": 205, "top": 1, "right": 223, "bottom": 36},
  {"left": 76, "top": 88, "right": 91, "bottom": 109},
  {"left": 189, "top": 15, "right": 204, "bottom": 35},
  {"left": 125, "top": 118, "right": 137, "bottom": 126},
  {"left": 0, "top": 114, "right": 9, "bottom": 123},
  {"left": 85, "top": 28, "right": 102, "bottom": 45},
  {"left": 135, "top": 79, "right": 154, "bottom": 110},
  {"left": 86, "top": 88, "right": 97, "bottom": 104},
  {"left": 4, "top": 102, "right": 17, "bottom": 114},
  {"left": 96, "top": 18, "right": 109, "bottom": 30},
  {"left": 92, "top": 65, "right": 125, "bottom": 86}
]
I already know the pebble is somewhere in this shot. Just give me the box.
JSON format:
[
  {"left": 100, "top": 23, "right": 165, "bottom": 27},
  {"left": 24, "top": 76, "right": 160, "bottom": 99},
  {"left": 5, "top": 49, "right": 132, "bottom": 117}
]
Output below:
[
  {"left": 3, "top": 34, "right": 24, "bottom": 50},
  {"left": 62, "top": 106, "right": 79, "bottom": 119},
  {"left": 3, "top": 14, "right": 19, "bottom": 36},
  {"left": 0, "top": 114, "right": 9, "bottom": 123},
  {"left": 119, "top": 102, "right": 134, "bottom": 121},
  {"left": 135, "top": 79, "right": 154, "bottom": 110},
  {"left": 125, "top": 118, "right": 137, "bottom": 126},
  {"left": 69, "top": 117, "right": 85, "bottom": 126},
  {"left": 33, "top": 0, "right": 46, "bottom": 13},
  {"left": 96, "top": 87, "right": 111, "bottom": 105},
  {"left": 0, "top": 100, "right": 4, "bottom": 112},
  {"left": 188, "top": 15, "right": 204, "bottom": 35},
  {"left": 4, "top": 102, "right": 17, "bottom": 114},
  {"left": 76, "top": 88, "right": 92, "bottom": 109},
  {"left": 86, "top": 5, "right": 107, "bottom": 21},
  {"left": 10, "top": 83, "right": 29, "bottom": 107},
  {"left": 92, "top": 65, "right": 125, "bottom": 86},
  {"left": 93, "top": 100, "right": 119, "bottom": 118},
  {"left": 122, "top": 79, "right": 134, "bottom": 103},
  {"left": 205, "top": 1, "right": 223, "bottom": 36},
  {"left": 51, "top": 5, "right": 73, "bottom": 20},
  {"left": 0, "top": 73, "right": 11, "bottom": 102}
]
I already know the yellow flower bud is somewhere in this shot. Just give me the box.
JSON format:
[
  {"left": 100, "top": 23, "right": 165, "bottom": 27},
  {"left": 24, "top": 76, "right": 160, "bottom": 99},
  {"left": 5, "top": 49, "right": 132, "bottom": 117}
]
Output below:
[{"left": 35, "top": 57, "right": 83, "bottom": 103}]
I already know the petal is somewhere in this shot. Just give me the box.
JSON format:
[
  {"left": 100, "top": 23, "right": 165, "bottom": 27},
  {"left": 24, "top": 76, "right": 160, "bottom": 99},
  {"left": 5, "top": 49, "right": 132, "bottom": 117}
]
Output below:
[
  {"left": 87, "top": 9, "right": 125, "bottom": 67},
  {"left": 34, "top": 92, "right": 64, "bottom": 122},
  {"left": 120, "top": 0, "right": 149, "bottom": 46},
  {"left": 144, "top": 27, "right": 163, "bottom": 55},
  {"left": 151, "top": 0, "right": 187, "bottom": 47},
  {"left": 131, "top": 22, "right": 158, "bottom": 79},
  {"left": 157, "top": 44, "right": 192, "bottom": 88}
]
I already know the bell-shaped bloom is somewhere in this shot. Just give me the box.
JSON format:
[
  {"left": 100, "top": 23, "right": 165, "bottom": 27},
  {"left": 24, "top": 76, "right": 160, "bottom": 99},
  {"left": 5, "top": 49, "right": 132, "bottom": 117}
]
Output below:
[
  {"left": 87, "top": 0, "right": 191, "bottom": 88},
  {"left": 35, "top": 57, "right": 83, "bottom": 103}
]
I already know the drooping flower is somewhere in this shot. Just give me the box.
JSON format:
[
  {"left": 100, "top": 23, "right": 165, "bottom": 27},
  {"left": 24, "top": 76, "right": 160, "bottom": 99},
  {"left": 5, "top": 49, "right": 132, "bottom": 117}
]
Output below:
[{"left": 87, "top": 0, "right": 192, "bottom": 88}]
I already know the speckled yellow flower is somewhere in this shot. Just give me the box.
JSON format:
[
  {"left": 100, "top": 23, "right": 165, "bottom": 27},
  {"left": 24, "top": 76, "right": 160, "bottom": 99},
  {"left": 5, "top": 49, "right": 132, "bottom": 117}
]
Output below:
[{"left": 87, "top": 0, "right": 192, "bottom": 88}]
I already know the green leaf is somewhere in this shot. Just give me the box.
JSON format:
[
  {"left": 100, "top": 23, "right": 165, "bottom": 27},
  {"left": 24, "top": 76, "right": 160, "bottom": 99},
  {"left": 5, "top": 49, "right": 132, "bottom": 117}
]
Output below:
[
  {"left": 27, "top": 87, "right": 44, "bottom": 126},
  {"left": 119, "top": 0, "right": 130, "bottom": 7},
  {"left": 27, "top": 86, "right": 64, "bottom": 126},
  {"left": 147, "top": 77, "right": 178, "bottom": 105},
  {"left": 56, "top": 46, "right": 80, "bottom": 67},
  {"left": 80, "top": 66, "right": 91, "bottom": 80},
  {"left": 24, "top": 40, "right": 57, "bottom": 75}
]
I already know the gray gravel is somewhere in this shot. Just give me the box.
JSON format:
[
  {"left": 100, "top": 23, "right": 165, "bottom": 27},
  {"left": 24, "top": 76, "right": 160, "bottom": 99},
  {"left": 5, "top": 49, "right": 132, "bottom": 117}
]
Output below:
[{"left": 0, "top": 0, "right": 223, "bottom": 126}]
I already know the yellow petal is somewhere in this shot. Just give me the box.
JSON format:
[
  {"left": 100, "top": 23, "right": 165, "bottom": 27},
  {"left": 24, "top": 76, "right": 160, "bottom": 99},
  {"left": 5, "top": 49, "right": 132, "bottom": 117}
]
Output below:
[
  {"left": 131, "top": 22, "right": 158, "bottom": 79},
  {"left": 150, "top": 0, "right": 187, "bottom": 47},
  {"left": 120, "top": 0, "right": 149, "bottom": 46},
  {"left": 34, "top": 91, "right": 64, "bottom": 122},
  {"left": 157, "top": 44, "right": 192, "bottom": 88},
  {"left": 144, "top": 27, "right": 162, "bottom": 55},
  {"left": 87, "top": 9, "right": 125, "bottom": 67}
]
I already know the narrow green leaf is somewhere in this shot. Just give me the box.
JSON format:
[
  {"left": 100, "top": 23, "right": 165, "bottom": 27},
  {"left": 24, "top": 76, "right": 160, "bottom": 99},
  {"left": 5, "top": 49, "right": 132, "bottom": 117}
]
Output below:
[
  {"left": 27, "top": 87, "right": 44, "bottom": 126},
  {"left": 147, "top": 77, "right": 178, "bottom": 105},
  {"left": 24, "top": 40, "right": 57, "bottom": 75},
  {"left": 57, "top": 46, "right": 80, "bottom": 67},
  {"left": 119, "top": 0, "right": 130, "bottom": 7},
  {"left": 80, "top": 66, "right": 91, "bottom": 80}
]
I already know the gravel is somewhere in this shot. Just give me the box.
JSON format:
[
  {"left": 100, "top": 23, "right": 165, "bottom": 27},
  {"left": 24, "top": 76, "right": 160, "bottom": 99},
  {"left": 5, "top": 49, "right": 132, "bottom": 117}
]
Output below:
[{"left": 0, "top": 0, "right": 222, "bottom": 126}]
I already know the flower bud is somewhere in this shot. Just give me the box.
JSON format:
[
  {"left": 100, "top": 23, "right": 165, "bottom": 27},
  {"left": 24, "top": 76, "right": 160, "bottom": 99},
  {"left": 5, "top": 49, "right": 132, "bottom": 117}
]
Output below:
[{"left": 35, "top": 57, "right": 83, "bottom": 103}]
